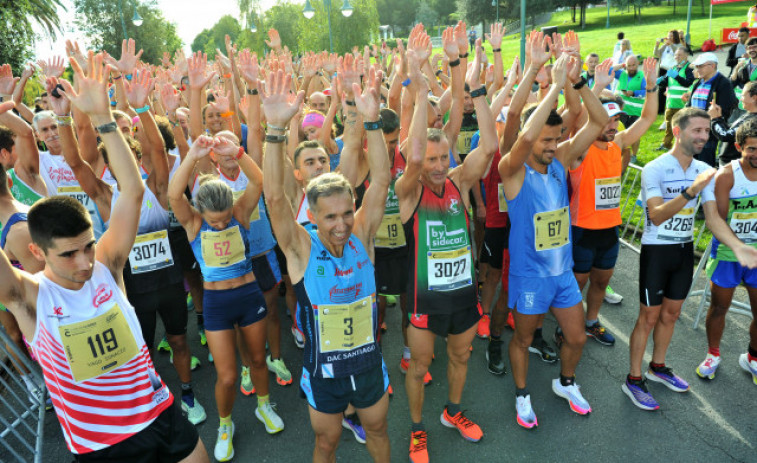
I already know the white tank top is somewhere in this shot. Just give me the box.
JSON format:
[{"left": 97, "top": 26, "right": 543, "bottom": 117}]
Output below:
[
  {"left": 296, "top": 190, "right": 310, "bottom": 225},
  {"left": 31, "top": 261, "right": 172, "bottom": 454},
  {"left": 101, "top": 165, "right": 149, "bottom": 186},
  {"left": 108, "top": 184, "right": 169, "bottom": 234}
]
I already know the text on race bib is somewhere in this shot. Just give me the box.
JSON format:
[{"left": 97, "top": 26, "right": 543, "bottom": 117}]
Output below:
[
  {"left": 375, "top": 214, "right": 406, "bottom": 248},
  {"left": 57, "top": 186, "right": 97, "bottom": 217},
  {"left": 59, "top": 304, "right": 140, "bottom": 383},
  {"left": 201, "top": 226, "right": 246, "bottom": 268},
  {"left": 595, "top": 177, "right": 621, "bottom": 210},
  {"left": 497, "top": 183, "right": 508, "bottom": 212},
  {"left": 657, "top": 207, "right": 695, "bottom": 242},
  {"left": 456, "top": 131, "right": 476, "bottom": 156},
  {"left": 427, "top": 246, "right": 473, "bottom": 291},
  {"left": 129, "top": 230, "right": 173, "bottom": 274},
  {"left": 318, "top": 296, "right": 375, "bottom": 353},
  {"left": 233, "top": 190, "right": 260, "bottom": 222},
  {"left": 730, "top": 211, "right": 757, "bottom": 243},
  {"left": 533, "top": 207, "right": 570, "bottom": 251}
]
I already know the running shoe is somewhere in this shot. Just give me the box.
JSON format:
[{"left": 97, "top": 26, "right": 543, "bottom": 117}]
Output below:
[
  {"left": 240, "top": 366, "right": 256, "bottom": 396},
  {"left": 198, "top": 327, "right": 207, "bottom": 346},
  {"left": 604, "top": 286, "right": 623, "bottom": 304},
  {"left": 381, "top": 321, "right": 388, "bottom": 333},
  {"left": 399, "top": 358, "right": 432, "bottom": 385},
  {"left": 208, "top": 352, "right": 213, "bottom": 363},
  {"left": 529, "top": 336, "right": 558, "bottom": 363},
  {"left": 266, "top": 355, "right": 293, "bottom": 386},
  {"left": 186, "top": 294, "right": 194, "bottom": 311},
  {"left": 553, "top": 328, "right": 565, "bottom": 350},
  {"left": 157, "top": 336, "right": 171, "bottom": 353},
  {"left": 486, "top": 339, "right": 507, "bottom": 375},
  {"left": 214, "top": 422, "right": 234, "bottom": 462},
  {"left": 476, "top": 314, "right": 491, "bottom": 339},
  {"left": 585, "top": 322, "right": 616, "bottom": 346},
  {"left": 515, "top": 395, "right": 537, "bottom": 429},
  {"left": 342, "top": 413, "right": 366, "bottom": 444},
  {"left": 506, "top": 311, "right": 515, "bottom": 330},
  {"left": 738, "top": 353, "right": 757, "bottom": 385},
  {"left": 409, "top": 431, "right": 429, "bottom": 463},
  {"left": 551, "top": 379, "right": 592, "bottom": 415},
  {"left": 659, "top": 121, "right": 667, "bottom": 131},
  {"left": 440, "top": 407, "right": 483, "bottom": 442},
  {"left": 645, "top": 366, "right": 690, "bottom": 392},
  {"left": 256, "top": 401, "right": 285, "bottom": 434},
  {"left": 696, "top": 353, "right": 721, "bottom": 380},
  {"left": 181, "top": 395, "right": 207, "bottom": 425},
  {"left": 169, "top": 352, "right": 201, "bottom": 371},
  {"left": 387, "top": 384, "right": 394, "bottom": 397},
  {"left": 291, "top": 326, "right": 305, "bottom": 349},
  {"left": 385, "top": 294, "right": 397, "bottom": 306},
  {"left": 622, "top": 379, "right": 660, "bottom": 411}
]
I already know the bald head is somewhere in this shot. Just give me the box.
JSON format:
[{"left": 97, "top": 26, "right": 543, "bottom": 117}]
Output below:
[
  {"left": 309, "top": 92, "right": 329, "bottom": 113},
  {"left": 625, "top": 55, "right": 639, "bottom": 75}
]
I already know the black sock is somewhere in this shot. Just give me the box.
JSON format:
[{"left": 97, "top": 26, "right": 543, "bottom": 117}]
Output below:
[
  {"left": 560, "top": 375, "right": 575, "bottom": 387},
  {"left": 749, "top": 346, "right": 757, "bottom": 358},
  {"left": 515, "top": 387, "right": 529, "bottom": 397},
  {"left": 181, "top": 383, "right": 194, "bottom": 403},
  {"left": 197, "top": 313, "right": 204, "bottom": 327},
  {"left": 650, "top": 362, "right": 666, "bottom": 372},
  {"left": 534, "top": 328, "right": 543, "bottom": 339},
  {"left": 627, "top": 374, "right": 642, "bottom": 383},
  {"left": 411, "top": 421, "right": 425, "bottom": 433},
  {"left": 445, "top": 402, "right": 460, "bottom": 416},
  {"left": 490, "top": 333, "right": 501, "bottom": 342}
]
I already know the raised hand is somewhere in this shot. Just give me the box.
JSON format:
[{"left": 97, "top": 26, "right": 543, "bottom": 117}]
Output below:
[
  {"left": 353, "top": 67, "right": 383, "bottom": 121},
  {"left": 210, "top": 89, "right": 230, "bottom": 114},
  {"left": 563, "top": 30, "right": 580, "bottom": 54},
  {"left": 529, "top": 31, "right": 552, "bottom": 68},
  {"left": 21, "top": 62, "right": 36, "bottom": 81},
  {"left": 454, "top": 21, "right": 468, "bottom": 56},
  {"left": 187, "top": 134, "right": 214, "bottom": 161},
  {"left": 215, "top": 48, "right": 232, "bottom": 74},
  {"left": 238, "top": 49, "right": 259, "bottom": 86},
  {"left": 339, "top": 53, "right": 362, "bottom": 98},
  {"left": 65, "top": 40, "right": 88, "bottom": 74},
  {"left": 124, "top": 69, "right": 154, "bottom": 109},
  {"left": 486, "top": 22, "right": 505, "bottom": 50},
  {"left": 551, "top": 32, "right": 564, "bottom": 59},
  {"left": 642, "top": 56, "right": 659, "bottom": 89},
  {"left": 566, "top": 55, "right": 582, "bottom": 85},
  {"left": 116, "top": 38, "right": 144, "bottom": 74},
  {"left": 187, "top": 51, "right": 216, "bottom": 90},
  {"left": 161, "top": 52, "right": 172, "bottom": 68},
  {"left": 212, "top": 134, "right": 239, "bottom": 157},
  {"left": 259, "top": 69, "right": 305, "bottom": 127},
  {"left": 551, "top": 54, "right": 569, "bottom": 90},
  {"left": 37, "top": 56, "right": 66, "bottom": 79},
  {"left": 238, "top": 94, "right": 250, "bottom": 116},
  {"left": 408, "top": 24, "right": 431, "bottom": 63},
  {"left": 507, "top": 56, "right": 521, "bottom": 84},
  {"left": 708, "top": 101, "right": 722, "bottom": 119},
  {"left": 593, "top": 58, "right": 614, "bottom": 90},
  {"left": 323, "top": 53, "right": 338, "bottom": 75},
  {"left": 174, "top": 49, "right": 188, "bottom": 75},
  {"left": 442, "top": 26, "right": 459, "bottom": 61},
  {"left": 0, "top": 64, "right": 19, "bottom": 96},
  {"left": 45, "top": 77, "right": 71, "bottom": 115},
  {"left": 466, "top": 38, "right": 484, "bottom": 90},
  {"left": 265, "top": 29, "right": 282, "bottom": 51},
  {"left": 160, "top": 83, "right": 181, "bottom": 114},
  {"left": 58, "top": 52, "right": 112, "bottom": 119}
]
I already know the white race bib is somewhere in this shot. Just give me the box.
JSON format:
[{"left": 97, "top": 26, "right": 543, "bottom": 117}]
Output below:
[
  {"left": 730, "top": 211, "right": 757, "bottom": 243},
  {"left": 427, "top": 247, "right": 472, "bottom": 291},
  {"left": 58, "top": 186, "right": 97, "bottom": 217},
  {"left": 595, "top": 177, "right": 621, "bottom": 210},
  {"left": 128, "top": 230, "right": 173, "bottom": 274},
  {"left": 657, "top": 207, "right": 695, "bottom": 242}
]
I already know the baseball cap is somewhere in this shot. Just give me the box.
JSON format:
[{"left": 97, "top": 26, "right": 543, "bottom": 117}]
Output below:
[
  {"left": 692, "top": 52, "right": 719, "bottom": 66},
  {"left": 603, "top": 102, "right": 625, "bottom": 118}
]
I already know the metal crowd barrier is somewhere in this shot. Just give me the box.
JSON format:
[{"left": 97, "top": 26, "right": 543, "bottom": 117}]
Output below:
[
  {"left": 617, "top": 163, "right": 753, "bottom": 328},
  {"left": 0, "top": 325, "right": 45, "bottom": 463}
]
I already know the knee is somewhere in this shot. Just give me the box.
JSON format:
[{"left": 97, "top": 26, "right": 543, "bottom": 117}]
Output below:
[
  {"left": 638, "top": 312, "right": 659, "bottom": 332},
  {"left": 249, "top": 354, "right": 266, "bottom": 371},
  {"left": 217, "top": 370, "right": 238, "bottom": 389},
  {"left": 315, "top": 431, "right": 340, "bottom": 456},
  {"left": 708, "top": 303, "right": 730, "bottom": 318},
  {"left": 409, "top": 355, "right": 432, "bottom": 379},
  {"left": 564, "top": 330, "right": 587, "bottom": 350},
  {"left": 167, "top": 334, "right": 188, "bottom": 352},
  {"left": 362, "top": 417, "right": 388, "bottom": 437},
  {"left": 661, "top": 308, "right": 681, "bottom": 324},
  {"left": 590, "top": 275, "right": 611, "bottom": 290},
  {"left": 448, "top": 347, "right": 471, "bottom": 365},
  {"left": 511, "top": 331, "right": 533, "bottom": 350}
]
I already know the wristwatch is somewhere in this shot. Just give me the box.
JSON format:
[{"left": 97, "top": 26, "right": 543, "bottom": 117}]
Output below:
[{"left": 681, "top": 188, "right": 695, "bottom": 201}]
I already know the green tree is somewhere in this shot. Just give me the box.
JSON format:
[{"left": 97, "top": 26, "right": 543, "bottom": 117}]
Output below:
[
  {"left": 431, "top": 0, "right": 457, "bottom": 24},
  {"left": 73, "top": 0, "right": 182, "bottom": 65},
  {"left": 0, "top": 0, "right": 66, "bottom": 72},
  {"left": 416, "top": 3, "right": 439, "bottom": 29},
  {"left": 190, "top": 15, "right": 242, "bottom": 56},
  {"left": 376, "top": 0, "right": 419, "bottom": 36},
  {"left": 265, "top": 2, "right": 303, "bottom": 52},
  {"left": 297, "top": 0, "right": 380, "bottom": 54}
]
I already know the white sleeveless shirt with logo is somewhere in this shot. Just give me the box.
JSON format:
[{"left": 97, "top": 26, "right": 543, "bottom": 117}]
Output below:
[{"left": 30, "top": 261, "right": 172, "bottom": 454}]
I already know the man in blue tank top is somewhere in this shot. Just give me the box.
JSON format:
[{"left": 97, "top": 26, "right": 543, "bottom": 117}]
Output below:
[
  {"left": 263, "top": 67, "right": 392, "bottom": 462},
  {"left": 498, "top": 31, "right": 609, "bottom": 429}
]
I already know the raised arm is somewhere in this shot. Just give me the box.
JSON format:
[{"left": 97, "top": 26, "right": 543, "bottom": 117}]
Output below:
[
  {"left": 188, "top": 51, "right": 216, "bottom": 140},
  {"left": 238, "top": 49, "right": 263, "bottom": 166},
  {"left": 61, "top": 52, "right": 144, "bottom": 274},
  {"left": 160, "top": 84, "right": 190, "bottom": 160},
  {"left": 487, "top": 23, "right": 505, "bottom": 93},
  {"left": 444, "top": 24, "right": 466, "bottom": 147},
  {"left": 615, "top": 57, "right": 660, "bottom": 150}
]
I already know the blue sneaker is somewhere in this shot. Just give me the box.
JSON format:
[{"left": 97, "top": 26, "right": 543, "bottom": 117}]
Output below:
[
  {"left": 622, "top": 379, "right": 660, "bottom": 411},
  {"left": 585, "top": 322, "right": 615, "bottom": 346},
  {"left": 342, "top": 413, "right": 366, "bottom": 444},
  {"left": 645, "top": 366, "right": 689, "bottom": 392}
]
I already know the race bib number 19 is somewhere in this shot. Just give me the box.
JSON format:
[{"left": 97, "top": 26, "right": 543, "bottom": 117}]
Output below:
[
  {"left": 59, "top": 304, "right": 139, "bottom": 383},
  {"left": 318, "top": 296, "right": 375, "bottom": 353},
  {"left": 375, "top": 214, "right": 406, "bottom": 248}
]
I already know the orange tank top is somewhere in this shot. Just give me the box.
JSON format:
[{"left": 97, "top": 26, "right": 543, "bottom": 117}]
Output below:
[{"left": 569, "top": 142, "right": 623, "bottom": 229}]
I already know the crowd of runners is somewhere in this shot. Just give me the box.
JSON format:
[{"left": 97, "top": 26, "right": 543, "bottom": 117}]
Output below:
[{"left": 0, "top": 19, "right": 756, "bottom": 463}]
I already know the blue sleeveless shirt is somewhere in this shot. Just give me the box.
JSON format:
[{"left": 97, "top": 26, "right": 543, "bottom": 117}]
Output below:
[
  {"left": 190, "top": 217, "right": 253, "bottom": 282},
  {"left": 294, "top": 230, "right": 382, "bottom": 379},
  {"left": 507, "top": 159, "right": 573, "bottom": 277}
]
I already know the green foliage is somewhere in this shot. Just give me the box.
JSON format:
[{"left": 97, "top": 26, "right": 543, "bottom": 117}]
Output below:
[
  {"left": 73, "top": 0, "right": 182, "bottom": 65},
  {"left": 190, "top": 15, "right": 241, "bottom": 56},
  {"left": 416, "top": 3, "right": 440, "bottom": 28},
  {"left": 376, "top": 0, "right": 419, "bottom": 36},
  {"left": 297, "top": 0, "right": 380, "bottom": 54},
  {"left": 0, "top": 2, "right": 35, "bottom": 73},
  {"left": 265, "top": 2, "right": 303, "bottom": 52}
]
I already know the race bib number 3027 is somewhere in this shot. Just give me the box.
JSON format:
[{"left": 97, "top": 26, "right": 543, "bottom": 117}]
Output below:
[
  {"left": 427, "top": 247, "right": 472, "bottom": 291},
  {"left": 595, "top": 177, "right": 621, "bottom": 210}
]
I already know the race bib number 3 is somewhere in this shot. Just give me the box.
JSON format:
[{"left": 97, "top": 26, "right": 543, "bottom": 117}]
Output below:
[
  {"left": 533, "top": 207, "right": 570, "bottom": 251},
  {"left": 427, "top": 247, "right": 472, "bottom": 291},
  {"left": 57, "top": 186, "right": 97, "bottom": 217},
  {"left": 730, "top": 211, "right": 757, "bottom": 243},
  {"left": 657, "top": 207, "right": 694, "bottom": 242},
  {"left": 318, "top": 296, "right": 375, "bottom": 353},
  {"left": 201, "top": 227, "right": 246, "bottom": 267},
  {"left": 595, "top": 177, "right": 621, "bottom": 210},
  {"left": 129, "top": 230, "right": 173, "bottom": 274},
  {"left": 375, "top": 214, "right": 406, "bottom": 248},
  {"left": 59, "top": 304, "right": 139, "bottom": 383},
  {"left": 497, "top": 183, "right": 508, "bottom": 212}
]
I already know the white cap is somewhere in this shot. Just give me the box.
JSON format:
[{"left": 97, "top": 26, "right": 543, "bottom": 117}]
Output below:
[
  {"left": 603, "top": 102, "right": 625, "bottom": 118},
  {"left": 692, "top": 52, "right": 719, "bottom": 66}
]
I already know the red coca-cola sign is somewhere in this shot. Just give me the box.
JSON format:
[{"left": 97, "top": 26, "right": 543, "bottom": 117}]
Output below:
[{"left": 722, "top": 28, "right": 757, "bottom": 43}]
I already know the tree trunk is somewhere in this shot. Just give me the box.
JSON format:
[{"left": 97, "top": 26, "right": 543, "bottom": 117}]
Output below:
[
  {"left": 673, "top": 0, "right": 676, "bottom": 15},
  {"left": 701, "top": 0, "right": 705, "bottom": 15},
  {"left": 572, "top": 5, "right": 577, "bottom": 23}
]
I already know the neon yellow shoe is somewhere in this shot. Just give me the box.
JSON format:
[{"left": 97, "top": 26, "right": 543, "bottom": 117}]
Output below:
[
  {"left": 198, "top": 327, "right": 207, "bottom": 346},
  {"left": 240, "top": 366, "right": 256, "bottom": 395},
  {"left": 255, "top": 401, "right": 284, "bottom": 434},
  {"left": 214, "top": 422, "right": 234, "bottom": 461},
  {"left": 266, "top": 355, "right": 293, "bottom": 386},
  {"left": 157, "top": 336, "right": 171, "bottom": 353}
]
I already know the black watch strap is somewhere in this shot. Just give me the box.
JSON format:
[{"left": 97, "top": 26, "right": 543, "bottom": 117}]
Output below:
[
  {"left": 681, "top": 188, "right": 695, "bottom": 201},
  {"left": 470, "top": 86, "right": 487, "bottom": 99}
]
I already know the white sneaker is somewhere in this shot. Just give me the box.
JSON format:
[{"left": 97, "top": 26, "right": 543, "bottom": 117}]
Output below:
[
  {"left": 739, "top": 353, "right": 757, "bottom": 385},
  {"left": 604, "top": 286, "right": 623, "bottom": 304},
  {"left": 659, "top": 121, "right": 667, "bottom": 131},
  {"left": 515, "top": 394, "right": 537, "bottom": 429},
  {"left": 181, "top": 396, "right": 207, "bottom": 425},
  {"left": 214, "top": 422, "right": 235, "bottom": 462},
  {"left": 695, "top": 353, "right": 721, "bottom": 380},
  {"left": 552, "top": 379, "right": 592, "bottom": 415},
  {"left": 291, "top": 326, "right": 305, "bottom": 349},
  {"left": 256, "top": 401, "right": 285, "bottom": 434}
]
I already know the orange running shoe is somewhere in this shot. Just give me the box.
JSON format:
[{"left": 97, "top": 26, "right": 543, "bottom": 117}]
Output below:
[
  {"left": 476, "top": 314, "right": 491, "bottom": 338},
  {"left": 506, "top": 311, "right": 515, "bottom": 330},
  {"left": 440, "top": 408, "right": 483, "bottom": 442},
  {"left": 399, "top": 358, "right": 433, "bottom": 385},
  {"left": 387, "top": 384, "right": 394, "bottom": 397},
  {"left": 409, "top": 431, "right": 429, "bottom": 463}
]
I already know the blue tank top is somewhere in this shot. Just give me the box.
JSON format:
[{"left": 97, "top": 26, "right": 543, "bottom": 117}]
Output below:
[
  {"left": 190, "top": 217, "right": 253, "bottom": 282},
  {"left": 0, "top": 212, "right": 27, "bottom": 250},
  {"left": 294, "top": 231, "right": 382, "bottom": 379},
  {"left": 507, "top": 160, "right": 573, "bottom": 277},
  {"left": 217, "top": 169, "right": 277, "bottom": 255}
]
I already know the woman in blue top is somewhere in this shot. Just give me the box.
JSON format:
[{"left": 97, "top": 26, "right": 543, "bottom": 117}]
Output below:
[{"left": 169, "top": 134, "right": 284, "bottom": 462}]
